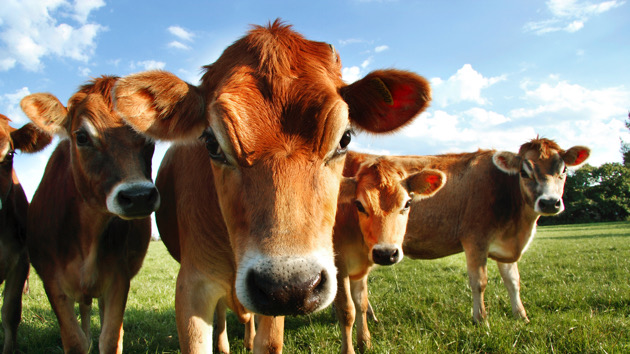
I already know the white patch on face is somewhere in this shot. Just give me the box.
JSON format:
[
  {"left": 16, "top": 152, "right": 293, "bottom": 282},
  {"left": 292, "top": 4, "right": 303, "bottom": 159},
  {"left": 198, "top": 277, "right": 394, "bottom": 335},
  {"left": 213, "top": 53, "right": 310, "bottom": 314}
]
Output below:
[
  {"left": 533, "top": 177, "right": 564, "bottom": 214},
  {"left": 82, "top": 119, "right": 100, "bottom": 140}
]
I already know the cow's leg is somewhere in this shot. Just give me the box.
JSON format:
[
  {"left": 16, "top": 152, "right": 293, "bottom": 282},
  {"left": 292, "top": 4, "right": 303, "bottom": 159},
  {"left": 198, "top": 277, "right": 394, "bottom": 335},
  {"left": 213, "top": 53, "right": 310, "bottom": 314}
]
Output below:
[
  {"left": 176, "top": 264, "right": 223, "bottom": 354},
  {"left": 98, "top": 276, "right": 129, "bottom": 354},
  {"left": 463, "top": 245, "right": 489, "bottom": 325},
  {"left": 79, "top": 299, "right": 92, "bottom": 341},
  {"left": 253, "top": 315, "right": 284, "bottom": 354},
  {"left": 1, "top": 251, "right": 28, "bottom": 354},
  {"left": 335, "top": 274, "right": 355, "bottom": 354},
  {"left": 43, "top": 280, "right": 90, "bottom": 353},
  {"left": 213, "top": 298, "right": 229, "bottom": 354},
  {"left": 244, "top": 315, "right": 256, "bottom": 351},
  {"left": 351, "top": 276, "right": 371, "bottom": 353},
  {"left": 496, "top": 261, "right": 529, "bottom": 322}
]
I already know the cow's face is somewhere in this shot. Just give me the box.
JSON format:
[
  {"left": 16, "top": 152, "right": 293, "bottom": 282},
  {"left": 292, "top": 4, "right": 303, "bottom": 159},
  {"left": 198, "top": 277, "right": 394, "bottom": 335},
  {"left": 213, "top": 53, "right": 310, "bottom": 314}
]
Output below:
[
  {"left": 340, "top": 160, "right": 445, "bottom": 266},
  {"left": 493, "top": 138, "right": 590, "bottom": 216},
  {"left": 21, "top": 77, "right": 160, "bottom": 220},
  {"left": 0, "top": 115, "right": 51, "bottom": 211},
  {"left": 112, "top": 22, "right": 431, "bottom": 316}
]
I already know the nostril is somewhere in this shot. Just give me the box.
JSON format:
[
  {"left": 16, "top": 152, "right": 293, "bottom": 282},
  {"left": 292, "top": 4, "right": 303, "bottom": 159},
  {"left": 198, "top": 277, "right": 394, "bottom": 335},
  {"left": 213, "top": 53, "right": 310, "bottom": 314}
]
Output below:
[
  {"left": 372, "top": 248, "right": 399, "bottom": 266},
  {"left": 554, "top": 199, "right": 562, "bottom": 208},
  {"left": 390, "top": 248, "right": 399, "bottom": 263}
]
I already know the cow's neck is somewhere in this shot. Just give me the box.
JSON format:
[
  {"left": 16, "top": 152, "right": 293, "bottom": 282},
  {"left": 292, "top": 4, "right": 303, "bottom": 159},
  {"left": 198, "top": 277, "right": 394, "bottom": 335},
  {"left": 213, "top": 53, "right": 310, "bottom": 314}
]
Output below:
[{"left": 77, "top": 201, "right": 116, "bottom": 289}]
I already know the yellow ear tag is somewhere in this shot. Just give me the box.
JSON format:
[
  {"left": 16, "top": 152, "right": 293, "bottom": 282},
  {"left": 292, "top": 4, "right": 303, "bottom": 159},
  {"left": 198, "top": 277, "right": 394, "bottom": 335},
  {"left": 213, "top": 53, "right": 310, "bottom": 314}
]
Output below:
[{"left": 371, "top": 78, "right": 394, "bottom": 106}]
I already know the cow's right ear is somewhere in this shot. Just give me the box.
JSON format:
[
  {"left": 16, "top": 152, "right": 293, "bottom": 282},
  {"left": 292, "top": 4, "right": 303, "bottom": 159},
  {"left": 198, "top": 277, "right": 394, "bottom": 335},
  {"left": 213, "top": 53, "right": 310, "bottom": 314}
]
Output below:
[
  {"left": 341, "top": 70, "right": 431, "bottom": 134},
  {"left": 113, "top": 70, "right": 207, "bottom": 142},
  {"left": 10, "top": 123, "right": 52, "bottom": 153},
  {"left": 492, "top": 151, "right": 520, "bottom": 175},
  {"left": 338, "top": 177, "right": 358, "bottom": 205},
  {"left": 20, "top": 93, "right": 69, "bottom": 136}
]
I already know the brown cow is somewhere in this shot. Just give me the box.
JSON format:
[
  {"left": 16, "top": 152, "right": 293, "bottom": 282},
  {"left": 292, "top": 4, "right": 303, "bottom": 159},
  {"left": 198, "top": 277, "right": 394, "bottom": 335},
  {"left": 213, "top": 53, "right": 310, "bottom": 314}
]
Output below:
[
  {"left": 0, "top": 115, "right": 50, "bottom": 354},
  {"left": 20, "top": 76, "right": 160, "bottom": 353},
  {"left": 333, "top": 153, "right": 445, "bottom": 353},
  {"left": 381, "top": 138, "right": 590, "bottom": 324},
  {"left": 112, "top": 20, "right": 431, "bottom": 353}
]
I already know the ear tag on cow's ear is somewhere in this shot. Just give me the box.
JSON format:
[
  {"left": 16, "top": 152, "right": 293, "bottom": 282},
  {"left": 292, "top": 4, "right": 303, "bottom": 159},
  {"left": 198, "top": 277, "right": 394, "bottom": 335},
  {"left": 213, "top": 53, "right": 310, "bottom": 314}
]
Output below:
[{"left": 371, "top": 78, "right": 394, "bottom": 106}]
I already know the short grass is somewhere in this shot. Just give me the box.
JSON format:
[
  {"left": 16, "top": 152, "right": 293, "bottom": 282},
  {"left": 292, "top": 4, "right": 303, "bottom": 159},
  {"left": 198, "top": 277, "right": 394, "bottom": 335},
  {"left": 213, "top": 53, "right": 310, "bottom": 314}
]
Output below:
[{"left": 3, "top": 221, "right": 629, "bottom": 353}]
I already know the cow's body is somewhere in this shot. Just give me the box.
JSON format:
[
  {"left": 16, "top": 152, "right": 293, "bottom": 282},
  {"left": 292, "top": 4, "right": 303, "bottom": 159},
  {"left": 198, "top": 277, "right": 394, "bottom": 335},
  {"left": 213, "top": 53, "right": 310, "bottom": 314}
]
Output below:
[
  {"left": 112, "top": 21, "right": 431, "bottom": 353},
  {"left": 393, "top": 139, "right": 590, "bottom": 323},
  {"left": 0, "top": 115, "right": 50, "bottom": 353},
  {"left": 21, "top": 77, "right": 160, "bottom": 353}
]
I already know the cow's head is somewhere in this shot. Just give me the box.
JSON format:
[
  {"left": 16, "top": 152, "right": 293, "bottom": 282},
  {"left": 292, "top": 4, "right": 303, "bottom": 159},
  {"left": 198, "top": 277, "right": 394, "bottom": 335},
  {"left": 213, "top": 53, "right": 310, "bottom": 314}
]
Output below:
[
  {"left": 20, "top": 76, "right": 160, "bottom": 220},
  {"left": 0, "top": 114, "right": 51, "bottom": 210},
  {"left": 493, "top": 138, "right": 590, "bottom": 215},
  {"left": 112, "top": 21, "right": 431, "bottom": 316},
  {"left": 339, "top": 157, "right": 445, "bottom": 265}
]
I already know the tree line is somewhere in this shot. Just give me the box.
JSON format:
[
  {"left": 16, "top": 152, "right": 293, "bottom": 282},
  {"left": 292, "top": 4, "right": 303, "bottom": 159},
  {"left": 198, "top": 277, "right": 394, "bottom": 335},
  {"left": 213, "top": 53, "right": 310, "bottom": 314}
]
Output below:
[{"left": 540, "top": 112, "right": 630, "bottom": 225}]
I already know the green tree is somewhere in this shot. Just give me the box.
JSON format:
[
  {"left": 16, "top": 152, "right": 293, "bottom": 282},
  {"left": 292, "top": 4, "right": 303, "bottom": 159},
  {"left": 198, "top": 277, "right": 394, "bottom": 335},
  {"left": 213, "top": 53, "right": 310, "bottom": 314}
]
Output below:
[{"left": 622, "top": 112, "right": 630, "bottom": 168}]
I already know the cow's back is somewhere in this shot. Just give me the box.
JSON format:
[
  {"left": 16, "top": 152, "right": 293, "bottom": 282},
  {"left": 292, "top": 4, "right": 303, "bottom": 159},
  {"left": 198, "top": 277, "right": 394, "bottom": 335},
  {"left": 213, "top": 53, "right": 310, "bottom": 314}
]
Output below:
[
  {"left": 401, "top": 151, "right": 522, "bottom": 259},
  {"left": 155, "top": 143, "right": 235, "bottom": 281}
]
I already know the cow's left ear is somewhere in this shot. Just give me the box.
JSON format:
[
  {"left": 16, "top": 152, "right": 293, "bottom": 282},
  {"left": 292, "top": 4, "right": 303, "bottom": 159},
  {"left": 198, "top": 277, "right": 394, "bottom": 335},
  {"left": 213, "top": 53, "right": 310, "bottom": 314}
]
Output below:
[
  {"left": 10, "top": 123, "right": 52, "bottom": 153},
  {"left": 562, "top": 146, "right": 590, "bottom": 167},
  {"left": 338, "top": 177, "right": 358, "bottom": 205},
  {"left": 493, "top": 151, "right": 520, "bottom": 175},
  {"left": 340, "top": 70, "right": 431, "bottom": 133},
  {"left": 405, "top": 169, "right": 446, "bottom": 199}
]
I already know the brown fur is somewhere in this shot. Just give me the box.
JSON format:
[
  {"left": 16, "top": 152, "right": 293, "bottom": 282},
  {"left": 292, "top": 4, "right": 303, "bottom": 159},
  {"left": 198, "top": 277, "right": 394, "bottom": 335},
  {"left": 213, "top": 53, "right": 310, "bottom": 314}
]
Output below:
[
  {"left": 0, "top": 115, "right": 51, "bottom": 354},
  {"left": 21, "top": 77, "right": 159, "bottom": 353}
]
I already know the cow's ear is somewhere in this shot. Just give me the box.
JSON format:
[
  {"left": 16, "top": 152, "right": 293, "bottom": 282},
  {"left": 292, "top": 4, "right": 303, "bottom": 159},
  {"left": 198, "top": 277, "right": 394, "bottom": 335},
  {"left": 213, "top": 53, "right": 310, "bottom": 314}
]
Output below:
[
  {"left": 20, "top": 93, "right": 69, "bottom": 136},
  {"left": 492, "top": 151, "right": 520, "bottom": 175},
  {"left": 338, "top": 177, "right": 358, "bottom": 204},
  {"left": 340, "top": 70, "right": 431, "bottom": 133},
  {"left": 562, "top": 146, "right": 590, "bottom": 167},
  {"left": 113, "top": 70, "right": 207, "bottom": 142},
  {"left": 10, "top": 123, "right": 52, "bottom": 153},
  {"left": 405, "top": 169, "right": 446, "bottom": 199}
]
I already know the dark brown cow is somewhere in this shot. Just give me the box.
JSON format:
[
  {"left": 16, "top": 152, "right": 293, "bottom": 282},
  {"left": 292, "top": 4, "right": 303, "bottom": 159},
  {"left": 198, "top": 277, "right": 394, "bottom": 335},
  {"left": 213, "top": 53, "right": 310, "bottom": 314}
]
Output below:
[
  {"left": 20, "top": 77, "right": 160, "bottom": 353},
  {"left": 0, "top": 115, "right": 50, "bottom": 354},
  {"left": 386, "top": 138, "right": 589, "bottom": 324},
  {"left": 112, "top": 21, "right": 431, "bottom": 353}
]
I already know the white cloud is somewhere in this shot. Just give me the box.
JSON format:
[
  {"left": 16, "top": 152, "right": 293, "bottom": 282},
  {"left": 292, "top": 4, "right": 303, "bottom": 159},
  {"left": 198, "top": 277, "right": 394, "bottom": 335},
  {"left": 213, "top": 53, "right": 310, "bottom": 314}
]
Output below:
[
  {"left": 374, "top": 45, "right": 389, "bottom": 53},
  {"left": 0, "top": 0, "right": 105, "bottom": 71},
  {"left": 524, "top": 0, "right": 624, "bottom": 35},
  {"left": 131, "top": 60, "right": 166, "bottom": 71},
  {"left": 78, "top": 66, "right": 91, "bottom": 77},
  {"left": 430, "top": 64, "right": 506, "bottom": 107},
  {"left": 168, "top": 41, "right": 190, "bottom": 50},
  {"left": 464, "top": 107, "right": 510, "bottom": 127},
  {"left": 342, "top": 66, "right": 362, "bottom": 84},
  {"left": 168, "top": 26, "right": 194, "bottom": 42},
  {"left": 0, "top": 87, "right": 31, "bottom": 125}
]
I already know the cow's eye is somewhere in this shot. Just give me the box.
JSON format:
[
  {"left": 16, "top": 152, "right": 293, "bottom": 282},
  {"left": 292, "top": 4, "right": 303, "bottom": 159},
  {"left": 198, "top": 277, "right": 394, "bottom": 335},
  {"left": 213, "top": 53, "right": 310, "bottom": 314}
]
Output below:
[
  {"left": 74, "top": 131, "right": 90, "bottom": 147},
  {"left": 2, "top": 151, "right": 14, "bottom": 164},
  {"left": 354, "top": 200, "right": 367, "bottom": 214},
  {"left": 201, "top": 131, "right": 227, "bottom": 164},
  {"left": 336, "top": 129, "right": 352, "bottom": 155},
  {"left": 404, "top": 199, "right": 412, "bottom": 210}
]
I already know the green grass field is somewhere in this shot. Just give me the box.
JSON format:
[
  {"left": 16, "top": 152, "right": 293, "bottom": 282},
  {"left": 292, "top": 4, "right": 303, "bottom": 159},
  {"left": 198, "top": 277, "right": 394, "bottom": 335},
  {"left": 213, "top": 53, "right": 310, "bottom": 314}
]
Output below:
[{"left": 5, "top": 221, "right": 630, "bottom": 353}]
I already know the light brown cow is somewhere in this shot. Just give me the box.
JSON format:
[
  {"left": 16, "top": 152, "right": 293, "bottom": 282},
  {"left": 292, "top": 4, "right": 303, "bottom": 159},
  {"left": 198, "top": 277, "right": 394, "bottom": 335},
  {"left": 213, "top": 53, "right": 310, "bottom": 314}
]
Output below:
[
  {"left": 0, "top": 115, "right": 50, "bottom": 354},
  {"left": 112, "top": 20, "right": 431, "bottom": 353},
  {"left": 334, "top": 153, "right": 445, "bottom": 353},
  {"left": 21, "top": 76, "right": 160, "bottom": 353},
  {"left": 385, "top": 138, "right": 590, "bottom": 324}
]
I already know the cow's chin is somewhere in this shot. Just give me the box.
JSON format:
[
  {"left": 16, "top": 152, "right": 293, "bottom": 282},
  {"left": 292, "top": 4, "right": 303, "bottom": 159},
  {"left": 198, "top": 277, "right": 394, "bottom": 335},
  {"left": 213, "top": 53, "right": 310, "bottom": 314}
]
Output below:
[{"left": 234, "top": 249, "right": 337, "bottom": 316}]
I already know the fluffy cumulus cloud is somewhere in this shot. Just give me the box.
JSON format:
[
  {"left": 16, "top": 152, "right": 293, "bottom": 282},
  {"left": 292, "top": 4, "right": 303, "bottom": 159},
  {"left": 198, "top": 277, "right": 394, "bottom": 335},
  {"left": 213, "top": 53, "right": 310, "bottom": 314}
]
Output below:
[
  {"left": 0, "top": 87, "right": 31, "bottom": 125},
  {"left": 168, "top": 25, "right": 194, "bottom": 50},
  {"left": 130, "top": 60, "right": 166, "bottom": 71},
  {"left": 342, "top": 59, "right": 371, "bottom": 83},
  {"left": 523, "top": 0, "right": 624, "bottom": 35},
  {"left": 430, "top": 64, "right": 505, "bottom": 107},
  {"left": 0, "top": 0, "right": 105, "bottom": 71}
]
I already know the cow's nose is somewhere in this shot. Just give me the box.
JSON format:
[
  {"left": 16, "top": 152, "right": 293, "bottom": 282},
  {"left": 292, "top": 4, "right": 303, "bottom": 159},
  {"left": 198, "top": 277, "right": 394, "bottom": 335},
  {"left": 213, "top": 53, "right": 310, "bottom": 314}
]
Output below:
[
  {"left": 538, "top": 197, "right": 562, "bottom": 214},
  {"left": 372, "top": 247, "right": 400, "bottom": 265},
  {"left": 116, "top": 185, "right": 160, "bottom": 217},
  {"left": 245, "top": 261, "right": 330, "bottom": 316}
]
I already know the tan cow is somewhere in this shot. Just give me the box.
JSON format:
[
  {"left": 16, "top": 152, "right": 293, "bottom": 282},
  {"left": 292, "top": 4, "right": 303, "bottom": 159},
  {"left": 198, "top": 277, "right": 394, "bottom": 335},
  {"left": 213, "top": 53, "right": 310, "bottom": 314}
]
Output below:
[
  {"left": 334, "top": 153, "right": 445, "bottom": 353},
  {"left": 21, "top": 76, "right": 161, "bottom": 353},
  {"left": 112, "top": 20, "right": 431, "bottom": 353},
  {"left": 386, "top": 138, "right": 590, "bottom": 324},
  {"left": 0, "top": 115, "right": 50, "bottom": 354}
]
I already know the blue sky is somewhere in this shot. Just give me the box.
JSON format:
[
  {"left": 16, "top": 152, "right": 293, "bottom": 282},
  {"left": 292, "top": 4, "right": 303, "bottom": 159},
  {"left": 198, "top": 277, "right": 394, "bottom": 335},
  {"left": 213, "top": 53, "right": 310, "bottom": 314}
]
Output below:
[{"left": 1, "top": 0, "right": 629, "bottom": 202}]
